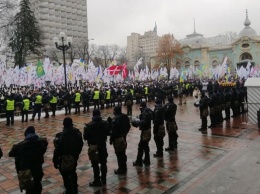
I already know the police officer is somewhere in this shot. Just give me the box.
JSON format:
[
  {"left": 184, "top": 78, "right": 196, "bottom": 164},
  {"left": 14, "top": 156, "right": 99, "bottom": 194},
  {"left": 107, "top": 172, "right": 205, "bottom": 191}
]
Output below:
[
  {"left": 224, "top": 89, "right": 231, "bottom": 120},
  {"left": 62, "top": 90, "right": 72, "bottom": 115},
  {"left": 109, "top": 106, "right": 130, "bottom": 174},
  {"left": 21, "top": 95, "right": 30, "bottom": 122},
  {"left": 74, "top": 90, "right": 81, "bottom": 114},
  {"left": 144, "top": 85, "right": 149, "bottom": 103},
  {"left": 153, "top": 99, "right": 165, "bottom": 157},
  {"left": 164, "top": 96, "right": 178, "bottom": 151},
  {"left": 196, "top": 92, "right": 209, "bottom": 133},
  {"left": 9, "top": 126, "right": 48, "bottom": 194},
  {"left": 84, "top": 109, "right": 110, "bottom": 186},
  {"left": 105, "top": 88, "right": 111, "bottom": 109},
  {"left": 4, "top": 94, "right": 15, "bottom": 126},
  {"left": 125, "top": 89, "right": 133, "bottom": 116},
  {"left": 92, "top": 88, "right": 100, "bottom": 110},
  {"left": 53, "top": 117, "right": 83, "bottom": 194},
  {"left": 132, "top": 102, "right": 153, "bottom": 167},
  {"left": 42, "top": 90, "right": 50, "bottom": 118},
  {"left": 49, "top": 91, "right": 58, "bottom": 116},
  {"left": 81, "top": 89, "right": 90, "bottom": 113},
  {"left": 30, "top": 92, "right": 42, "bottom": 121}
]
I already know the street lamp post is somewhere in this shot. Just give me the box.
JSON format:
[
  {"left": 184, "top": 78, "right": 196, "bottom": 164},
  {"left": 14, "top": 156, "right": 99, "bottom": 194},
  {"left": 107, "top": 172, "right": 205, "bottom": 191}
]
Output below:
[{"left": 53, "top": 32, "right": 72, "bottom": 89}]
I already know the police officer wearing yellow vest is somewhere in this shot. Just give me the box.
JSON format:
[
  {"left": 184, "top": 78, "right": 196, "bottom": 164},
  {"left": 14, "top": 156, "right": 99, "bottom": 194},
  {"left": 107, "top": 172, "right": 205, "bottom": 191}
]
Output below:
[
  {"left": 144, "top": 86, "right": 149, "bottom": 103},
  {"left": 92, "top": 88, "right": 100, "bottom": 110},
  {"left": 4, "top": 94, "right": 15, "bottom": 126},
  {"left": 21, "top": 95, "right": 30, "bottom": 122},
  {"left": 31, "top": 92, "right": 43, "bottom": 121},
  {"left": 105, "top": 88, "right": 111, "bottom": 109},
  {"left": 49, "top": 91, "right": 58, "bottom": 116},
  {"left": 74, "top": 90, "right": 81, "bottom": 114}
]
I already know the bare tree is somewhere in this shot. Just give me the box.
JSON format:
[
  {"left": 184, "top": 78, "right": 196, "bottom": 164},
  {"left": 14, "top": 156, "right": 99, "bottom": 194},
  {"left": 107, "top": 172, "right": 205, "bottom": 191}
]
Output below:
[
  {"left": 78, "top": 42, "right": 97, "bottom": 63},
  {"left": 66, "top": 43, "right": 78, "bottom": 65},
  {"left": 108, "top": 44, "right": 119, "bottom": 62},
  {"left": 96, "top": 45, "right": 109, "bottom": 68},
  {"left": 117, "top": 47, "right": 127, "bottom": 64}
]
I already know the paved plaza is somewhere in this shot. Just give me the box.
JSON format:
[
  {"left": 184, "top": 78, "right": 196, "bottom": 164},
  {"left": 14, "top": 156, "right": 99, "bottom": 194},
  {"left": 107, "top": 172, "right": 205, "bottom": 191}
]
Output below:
[{"left": 0, "top": 96, "right": 259, "bottom": 194}]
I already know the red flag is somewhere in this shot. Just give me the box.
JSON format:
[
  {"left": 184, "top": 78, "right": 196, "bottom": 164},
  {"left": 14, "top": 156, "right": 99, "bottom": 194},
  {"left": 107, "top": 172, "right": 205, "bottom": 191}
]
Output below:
[
  {"left": 107, "top": 65, "right": 123, "bottom": 75},
  {"left": 122, "top": 63, "right": 128, "bottom": 79}
]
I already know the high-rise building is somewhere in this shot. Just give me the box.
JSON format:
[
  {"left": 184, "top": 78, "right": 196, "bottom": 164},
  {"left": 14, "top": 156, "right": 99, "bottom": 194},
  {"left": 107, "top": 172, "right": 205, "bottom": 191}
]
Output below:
[
  {"left": 127, "top": 23, "right": 160, "bottom": 67},
  {"left": 30, "top": 0, "right": 88, "bottom": 46}
]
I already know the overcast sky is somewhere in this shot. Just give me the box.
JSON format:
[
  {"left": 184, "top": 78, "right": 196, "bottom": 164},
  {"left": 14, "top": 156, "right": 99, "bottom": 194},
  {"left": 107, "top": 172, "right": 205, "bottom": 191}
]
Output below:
[{"left": 87, "top": 0, "right": 260, "bottom": 47}]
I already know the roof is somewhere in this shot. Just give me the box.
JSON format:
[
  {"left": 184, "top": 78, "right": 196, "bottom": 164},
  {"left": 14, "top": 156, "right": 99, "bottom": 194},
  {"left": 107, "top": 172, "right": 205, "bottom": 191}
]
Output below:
[{"left": 244, "top": 78, "right": 260, "bottom": 87}]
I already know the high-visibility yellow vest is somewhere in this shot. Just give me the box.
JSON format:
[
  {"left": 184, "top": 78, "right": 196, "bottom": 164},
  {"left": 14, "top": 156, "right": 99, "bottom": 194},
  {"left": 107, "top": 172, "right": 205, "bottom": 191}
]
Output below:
[
  {"left": 106, "top": 91, "right": 111, "bottom": 100},
  {"left": 130, "top": 89, "right": 134, "bottom": 96},
  {"left": 23, "top": 99, "right": 30, "bottom": 110},
  {"left": 75, "top": 93, "right": 81, "bottom": 102},
  {"left": 50, "top": 96, "right": 57, "bottom": 104},
  {"left": 144, "top": 87, "right": 148, "bottom": 95},
  {"left": 186, "top": 84, "right": 189, "bottom": 90},
  {"left": 93, "top": 91, "right": 99, "bottom": 100},
  {"left": 6, "top": 100, "right": 15, "bottom": 111},
  {"left": 35, "top": 95, "right": 42, "bottom": 104}
]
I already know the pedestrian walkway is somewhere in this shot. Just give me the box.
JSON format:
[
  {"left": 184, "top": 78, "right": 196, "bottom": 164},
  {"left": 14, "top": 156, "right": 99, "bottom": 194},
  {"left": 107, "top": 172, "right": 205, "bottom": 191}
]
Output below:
[{"left": 0, "top": 97, "right": 258, "bottom": 194}]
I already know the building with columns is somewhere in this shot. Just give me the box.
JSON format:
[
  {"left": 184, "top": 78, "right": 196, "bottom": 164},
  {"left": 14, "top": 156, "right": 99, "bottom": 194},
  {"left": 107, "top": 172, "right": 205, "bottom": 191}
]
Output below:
[{"left": 176, "top": 10, "right": 259, "bottom": 76}]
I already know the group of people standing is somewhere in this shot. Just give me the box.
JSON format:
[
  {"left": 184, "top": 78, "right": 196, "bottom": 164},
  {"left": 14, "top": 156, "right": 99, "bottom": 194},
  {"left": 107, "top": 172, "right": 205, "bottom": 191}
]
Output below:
[{"left": 3, "top": 95, "right": 178, "bottom": 193}]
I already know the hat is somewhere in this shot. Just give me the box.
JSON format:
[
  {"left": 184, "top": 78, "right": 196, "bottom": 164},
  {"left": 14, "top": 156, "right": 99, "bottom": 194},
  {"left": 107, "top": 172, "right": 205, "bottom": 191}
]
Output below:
[
  {"left": 113, "top": 106, "right": 122, "bottom": 114},
  {"left": 63, "top": 117, "right": 73, "bottom": 127},
  {"left": 140, "top": 102, "right": 146, "bottom": 108},
  {"left": 155, "top": 99, "right": 162, "bottom": 104},
  {"left": 24, "top": 126, "right": 35, "bottom": 136},
  {"left": 93, "top": 109, "right": 101, "bottom": 117},
  {"left": 168, "top": 96, "right": 173, "bottom": 103}
]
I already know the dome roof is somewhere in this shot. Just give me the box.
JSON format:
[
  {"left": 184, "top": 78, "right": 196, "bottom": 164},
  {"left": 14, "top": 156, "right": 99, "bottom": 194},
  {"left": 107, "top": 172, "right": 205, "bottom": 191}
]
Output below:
[
  {"left": 239, "top": 10, "right": 257, "bottom": 37},
  {"left": 180, "top": 32, "right": 212, "bottom": 47}
]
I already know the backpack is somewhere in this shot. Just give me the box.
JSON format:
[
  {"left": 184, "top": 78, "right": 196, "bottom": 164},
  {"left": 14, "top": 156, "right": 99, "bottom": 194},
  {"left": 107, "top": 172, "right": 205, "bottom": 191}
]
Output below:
[
  {"left": 60, "top": 155, "right": 75, "bottom": 172},
  {"left": 18, "top": 169, "right": 34, "bottom": 191}
]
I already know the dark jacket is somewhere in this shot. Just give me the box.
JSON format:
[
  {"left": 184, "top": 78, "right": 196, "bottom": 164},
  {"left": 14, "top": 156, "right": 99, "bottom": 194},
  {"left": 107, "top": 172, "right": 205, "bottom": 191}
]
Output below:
[
  {"left": 164, "top": 102, "right": 177, "bottom": 122},
  {"left": 9, "top": 135, "right": 48, "bottom": 172},
  {"left": 110, "top": 113, "right": 130, "bottom": 143},
  {"left": 153, "top": 104, "right": 165, "bottom": 126},
  {"left": 139, "top": 107, "right": 153, "bottom": 130},
  {"left": 53, "top": 127, "right": 83, "bottom": 166},
  {"left": 84, "top": 116, "right": 110, "bottom": 145}
]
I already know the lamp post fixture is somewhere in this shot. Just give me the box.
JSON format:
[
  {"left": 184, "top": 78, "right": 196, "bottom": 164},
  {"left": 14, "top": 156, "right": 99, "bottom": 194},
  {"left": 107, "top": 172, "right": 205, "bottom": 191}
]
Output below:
[{"left": 53, "top": 32, "right": 72, "bottom": 89}]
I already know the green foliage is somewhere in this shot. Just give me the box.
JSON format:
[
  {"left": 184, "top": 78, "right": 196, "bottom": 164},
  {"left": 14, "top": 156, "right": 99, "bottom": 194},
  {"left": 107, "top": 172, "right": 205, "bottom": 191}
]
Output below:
[{"left": 8, "top": 0, "right": 43, "bottom": 68}]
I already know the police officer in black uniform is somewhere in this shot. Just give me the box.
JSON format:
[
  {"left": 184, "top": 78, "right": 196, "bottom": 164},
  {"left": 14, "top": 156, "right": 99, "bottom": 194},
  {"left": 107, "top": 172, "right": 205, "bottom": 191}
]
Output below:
[
  {"left": 153, "top": 99, "right": 165, "bottom": 157},
  {"left": 132, "top": 102, "right": 153, "bottom": 167},
  {"left": 84, "top": 109, "right": 110, "bottom": 186},
  {"left": 9, "top": 126, "right": 48, "bottom": 194},
  {"left": 164, "top": 96, "right": 178, "bottom": 151},
  {"left": 53, "top": 117, "right": 83, "bottom": 194},
  {"left": 196, "top": 92, "right": 209, "bottom": 133},
  {"left": 62, "top": 90, "right": 72, "bottom": 115},
  {"left": 81, "top": 89, "right": 90, "bottom": 113},
  {"left": 125, "top": 89, "right": 133, "bottom": 116},
  {"left": 109, "top": 106, "right": 130, "bottom": 174},
  {"left": 223, "top": 89, "right": 232, "bottom": 120}
]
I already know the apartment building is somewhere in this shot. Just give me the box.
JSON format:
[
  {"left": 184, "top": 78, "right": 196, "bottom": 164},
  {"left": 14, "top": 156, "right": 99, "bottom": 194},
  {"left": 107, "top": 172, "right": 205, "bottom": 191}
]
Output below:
[
  {"left": 127, "top": 23, "right": 160, "bottom": 67},
  {"left": 30, "top": 0, "right": 88, "bottom": 46}
]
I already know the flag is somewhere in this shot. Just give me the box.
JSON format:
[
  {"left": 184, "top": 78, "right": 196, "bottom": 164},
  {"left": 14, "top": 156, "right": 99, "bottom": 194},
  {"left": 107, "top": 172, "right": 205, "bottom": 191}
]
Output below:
[
  {"left": 36, "top": 60, "right": 45, "bottom": 78},
  {"left": 122, "top": 63, "right": 128, "bottom": 79}
]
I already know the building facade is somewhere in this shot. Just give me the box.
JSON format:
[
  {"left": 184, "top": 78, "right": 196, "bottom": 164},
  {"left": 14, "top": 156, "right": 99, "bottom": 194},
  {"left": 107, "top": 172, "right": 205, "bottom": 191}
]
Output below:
[
  {"left": 177, "top": 10, "right": 260, "bottom": 77},
  {"left": 30, "top": 0, "right": 88, "bottom": 46},
  {"left": 126, "top": 23, "right": 160, "bottom": 67}
]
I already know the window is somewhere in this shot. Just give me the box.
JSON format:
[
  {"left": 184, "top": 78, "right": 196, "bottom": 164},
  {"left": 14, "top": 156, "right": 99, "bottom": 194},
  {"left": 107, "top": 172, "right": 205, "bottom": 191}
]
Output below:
[
  {"left": 212, "top": 60, "right": 218, "bottom": 68},
  {"left": 240, "top": 52, "right": 252, "bottom": 61}
]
